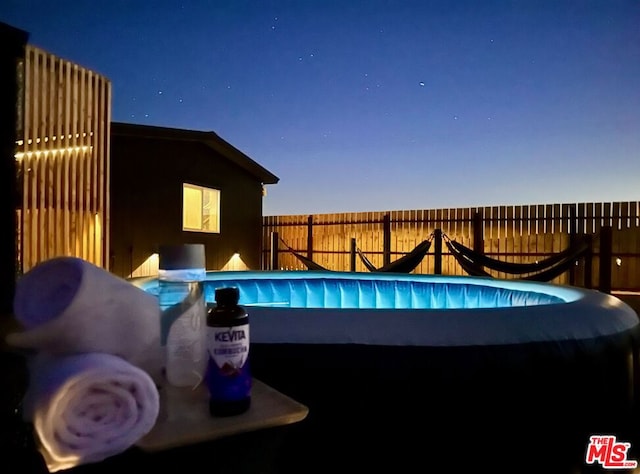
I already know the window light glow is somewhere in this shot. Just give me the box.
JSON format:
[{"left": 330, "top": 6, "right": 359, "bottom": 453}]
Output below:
[{"left": 183, "top": 183, "right": 220, "bottom": 233}]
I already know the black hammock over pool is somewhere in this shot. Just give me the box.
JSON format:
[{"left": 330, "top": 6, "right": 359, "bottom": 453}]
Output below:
[
  {"left": 279, "top": 238, "right": 330, "bottom": 271},
  {"left": 443, "top": 233, "right": 590, "bottom": 282},
  {"left": 356, "top": 237, "right": 432, "bottom": 273},
  {"left": 280, "top": 236, "right": 433, "bottom": 273}
]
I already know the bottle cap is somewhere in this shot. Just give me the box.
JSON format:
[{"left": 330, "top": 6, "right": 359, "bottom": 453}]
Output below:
[
  {"left": 215, "top": 287, "right": 240, "bottom": 305},
  {"left": 159, "top": 244, "right": 206, "bottom": 270}
]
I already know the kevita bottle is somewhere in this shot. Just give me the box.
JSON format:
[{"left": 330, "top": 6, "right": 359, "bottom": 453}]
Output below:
[{"left": 205, "top": 287, "right": 251, "bottom": 416}]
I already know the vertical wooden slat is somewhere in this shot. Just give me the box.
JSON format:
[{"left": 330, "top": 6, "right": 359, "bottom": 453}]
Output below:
[
  {"left": 55, "top": 56, "right": 64, "bottom": 258},
  {"left": 91, "top": 76, "right": 102, "bottom": 268},
  {"left": 560, "top": 203, "right": 569, "bottom": 235},
  {"left": 577, "top": 201, "right": 584, "bottom": 236},
  {"left": 90, "top": 73, "right": 98, "bottom": 262},
  {"left": 536, "top": 204, "right": 544, "bottom": 235},
  {"left": 46, "top": 53, "right": 55, "bottom": 260},
  {"left": 544, "top": 204, "right": 553, "bottom": 235},
  {"left": 78, "top": 65, "right": 86, "bottom": 260},
  {"left": 629, "top": 224, "right": 638, "bottom": 290},
  {"left": 419, "top": 209, "right": 427, "bottom": 273},
  {"left": 515, "top": 206, "right": 523, "bottom": 266},
  {"left": 71, "top": 63, "right": 79, "bottom": 257},
  {"left": 62, "top": 58, "right": 71, "bottom": 257},
  {"left": 594, "top": 202, "right": 603, "bottom": 236},
  {"left": 620, "top": 202, "right": 630, "bottom": 229},
  {"left": 28, "top": 48, "right": 38, "bottom": 269},
  {"left": 35, "top": 49, "right": 42, "bottom": 264},
  {"left": 603, "top": 202, "right": 612, "bottom": 231},
  {"left": 102, "top": 78, "right": 112, "bottom": 267},
  {"left": 30, "top": 161, "right": 37, "bottom": 268},
  {"left": 612, "top": 202, "right": 621, "bottom": 231},
  {"left": 26, "top": 48, "right": 34, "bottom": 268},
  {"left": 37, "top": 50, "right": 46, "bottom": 263},
  {"left": 552, "top": 204, "right": 560, "bottom": 236},
  {"left": 24, "top": 51, "right": 31, "bottom": 268},
  {"left": 441, "top": 208, "right": 449, "bottom": 275},
  {"left": 36, "top": 163, "right": 44, "bottom": 263}
]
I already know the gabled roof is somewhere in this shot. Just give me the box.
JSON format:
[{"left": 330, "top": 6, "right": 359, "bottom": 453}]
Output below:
[{"left": 111, "top": 122, "right": 279, "bottom": 185}]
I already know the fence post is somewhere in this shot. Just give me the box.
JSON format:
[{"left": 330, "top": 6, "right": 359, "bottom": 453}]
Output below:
[
  {"left": 583, "top": 234, "right": 593, "bottom": 289},
  {"left": 307, "top": 215, "right": 313, "bottom": 261},
  {"left": 568, "top": 204, "right": 578, "bottom": 286},
  {"left": 472, "top": 211, "right": 484, "bottom": 272},
  {"left": 383, "top": 213, "right": 391, "bottom": 266},
  {"left": 599, "top": 226, "right": 612, "bottom": 294},
  {"left": 270, "top": 231, "right": 279, "bottom": 270},
  {"left": 434, "top": 228, "right": 442, "bottom": 275},
  {"left": 350, "top": 238, "right": 356, "bottom": 272}
]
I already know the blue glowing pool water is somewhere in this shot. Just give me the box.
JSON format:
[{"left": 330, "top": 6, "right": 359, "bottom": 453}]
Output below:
[
  {"left": 136, "top": 270, "right": 638, "bottom": 347},
  {"left": 139, "top": 270, "right": 579, "bottom": 309}
]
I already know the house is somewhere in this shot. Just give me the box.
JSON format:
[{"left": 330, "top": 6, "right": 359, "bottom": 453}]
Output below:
[{"left": 109, "top": 122, "right": 279, "bottom": 278}]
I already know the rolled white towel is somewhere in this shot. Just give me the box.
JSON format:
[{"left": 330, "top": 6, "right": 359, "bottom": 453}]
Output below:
[
  {"left": 7, "top": 257, "right": 162, "bottom": 382},
  {"left": 23, "top": 352, "right": 160, "bottom": 472}
]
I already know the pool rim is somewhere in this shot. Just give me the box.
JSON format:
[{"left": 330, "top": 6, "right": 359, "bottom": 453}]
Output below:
[{"left": 133, "top": 270, "right": 639, "bottom": 347}]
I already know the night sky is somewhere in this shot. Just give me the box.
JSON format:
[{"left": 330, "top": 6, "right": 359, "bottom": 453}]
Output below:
[{"left": 2, "top": 1, "right": 639, "bottom": 216}]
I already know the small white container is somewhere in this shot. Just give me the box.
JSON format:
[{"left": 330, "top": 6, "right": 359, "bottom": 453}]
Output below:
[{"left": 158, "top": 244, "right": 207, "bottom": 387}]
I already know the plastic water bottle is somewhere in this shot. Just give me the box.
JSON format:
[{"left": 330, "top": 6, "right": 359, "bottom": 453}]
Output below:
[
  {"left": 206, "top": 286, "right": 251, "bottom": 416},
  {"left": 158, "top": 244, "right": 207, "bottom": 387}
]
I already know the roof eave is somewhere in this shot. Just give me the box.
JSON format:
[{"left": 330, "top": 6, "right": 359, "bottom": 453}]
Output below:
[{"left": 111, "top": 122, "right": 279, "bottom": 184}]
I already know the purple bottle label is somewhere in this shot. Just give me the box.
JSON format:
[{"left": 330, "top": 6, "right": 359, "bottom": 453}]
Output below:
[{"left": 205, "top": 324, "right": 251, "bottom": 401}]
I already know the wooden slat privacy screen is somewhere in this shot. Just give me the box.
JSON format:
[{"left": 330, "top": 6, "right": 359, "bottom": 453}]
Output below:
[
  {"left": 16, "top": 45, "right": 111, "bottom": 273},
  {"left": 263, "top": 201, "right": 640, "bottom": 291}
]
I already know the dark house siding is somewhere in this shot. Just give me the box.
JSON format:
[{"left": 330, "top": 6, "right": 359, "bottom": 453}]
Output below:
[{"left": 110, "top": 123, "right": 278, "bottom": 278}]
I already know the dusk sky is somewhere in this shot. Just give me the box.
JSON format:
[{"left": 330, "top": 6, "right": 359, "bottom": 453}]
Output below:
[{"left": 2, "top": 1, "right": 639, "bottom": 216}]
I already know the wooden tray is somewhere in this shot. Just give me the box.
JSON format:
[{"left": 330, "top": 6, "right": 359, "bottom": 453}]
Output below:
[{"left": 136, "top": 378, "right": 309, "bottom": 452}]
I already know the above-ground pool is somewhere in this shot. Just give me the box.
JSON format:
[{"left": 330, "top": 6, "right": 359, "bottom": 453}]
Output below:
[{"left": 135, "top": 271, "right": 640, "bottom": 472}]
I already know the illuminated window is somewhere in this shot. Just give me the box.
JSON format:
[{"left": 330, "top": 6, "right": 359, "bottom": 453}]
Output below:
[{"left": 183, "top": 183, "right": 220, "bottom": 233}]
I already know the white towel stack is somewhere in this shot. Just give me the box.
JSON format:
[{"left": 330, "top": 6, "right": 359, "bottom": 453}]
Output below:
[
  {"left": 6, "top": 257, "right": 162, "bottom": 472},
  {"left": 24, "top": 353, "right": 160, "bottom": 472}
]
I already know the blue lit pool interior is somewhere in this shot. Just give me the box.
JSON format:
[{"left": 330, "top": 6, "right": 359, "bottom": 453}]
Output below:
[{"left": 136, "top": 271, "right": 640, "bottom": 472}]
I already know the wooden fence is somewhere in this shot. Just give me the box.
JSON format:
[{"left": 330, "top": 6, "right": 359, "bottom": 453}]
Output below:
[
  {"left": 262, "top": 201, "right": 640, "bottom": 291},
  {"left": 16, "top": 45, "right": 111, "bottom": 273}
]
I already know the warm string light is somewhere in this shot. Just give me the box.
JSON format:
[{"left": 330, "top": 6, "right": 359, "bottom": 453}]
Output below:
[
  {"left": 16, "top": 132, "right": 93, "bottom": 147},
  {"left": 15, "top": 132, "right": 95, "bottom": 159},
  {"left": 15, "top": 146, "right": 92, "bottom": 160}
]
